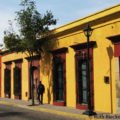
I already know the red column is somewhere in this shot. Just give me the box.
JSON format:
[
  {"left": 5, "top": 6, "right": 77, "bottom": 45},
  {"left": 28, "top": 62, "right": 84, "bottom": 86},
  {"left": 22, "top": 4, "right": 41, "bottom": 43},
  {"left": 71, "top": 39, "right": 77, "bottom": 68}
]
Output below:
[{"left": 114, "top": 43, "right": 120, "bottom": 57}]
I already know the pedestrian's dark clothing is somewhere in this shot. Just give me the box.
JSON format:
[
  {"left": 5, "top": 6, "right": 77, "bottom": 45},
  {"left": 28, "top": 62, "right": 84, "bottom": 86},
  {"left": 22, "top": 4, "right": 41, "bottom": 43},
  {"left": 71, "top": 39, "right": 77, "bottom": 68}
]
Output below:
[{"left": 37, "top": 81, "right": 45, "bottom": 104}]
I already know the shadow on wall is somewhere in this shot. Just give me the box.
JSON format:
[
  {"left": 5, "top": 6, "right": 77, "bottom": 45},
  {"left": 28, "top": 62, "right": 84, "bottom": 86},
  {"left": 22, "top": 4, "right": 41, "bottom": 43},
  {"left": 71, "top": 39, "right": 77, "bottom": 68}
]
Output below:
[
  {"left": 40, "top": 37, "right": 58, "bottom": 104},
  {"left": 107, "top": 45, "right": 113, "bottom": 60},
  {"left": 106, "top": 45, "right": 114, "bottom": 113},
  {"left": 106, "top": 45, "right": 113, "bottom": 80}
]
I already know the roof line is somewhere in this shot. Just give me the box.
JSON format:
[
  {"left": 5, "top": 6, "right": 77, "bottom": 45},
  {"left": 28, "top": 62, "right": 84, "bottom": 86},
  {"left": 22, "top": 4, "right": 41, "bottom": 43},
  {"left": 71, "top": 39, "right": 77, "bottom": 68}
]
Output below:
[{"left": 52, "top": 4, "right": 120, "bottom": 34}]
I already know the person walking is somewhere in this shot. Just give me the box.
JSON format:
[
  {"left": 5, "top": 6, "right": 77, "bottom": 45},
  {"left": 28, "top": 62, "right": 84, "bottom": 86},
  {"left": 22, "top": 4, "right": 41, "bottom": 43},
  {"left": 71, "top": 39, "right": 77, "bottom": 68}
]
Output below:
[{"left": 37, "top": 81, "right": 45, "bottom": 104}]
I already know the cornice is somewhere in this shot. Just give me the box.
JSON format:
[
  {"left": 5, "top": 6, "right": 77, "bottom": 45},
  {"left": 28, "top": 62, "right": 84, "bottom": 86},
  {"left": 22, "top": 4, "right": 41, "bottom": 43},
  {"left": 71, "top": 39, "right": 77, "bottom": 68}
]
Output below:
[
  {"left": 70, "top": 41, "right": 96, "bottom": 50},
  {"left": 50, "top": 47, "right": 68, "bottom": 54}
]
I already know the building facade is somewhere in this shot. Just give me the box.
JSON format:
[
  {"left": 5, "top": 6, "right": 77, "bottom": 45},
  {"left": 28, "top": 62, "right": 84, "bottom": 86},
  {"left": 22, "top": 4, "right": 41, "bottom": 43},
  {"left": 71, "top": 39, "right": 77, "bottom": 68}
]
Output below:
[
  {"left": 1, "top": 4, "right": 120, "bottom": 113},
  {"left": 0, "top": 54, "right": 1, "bottom": 97}
]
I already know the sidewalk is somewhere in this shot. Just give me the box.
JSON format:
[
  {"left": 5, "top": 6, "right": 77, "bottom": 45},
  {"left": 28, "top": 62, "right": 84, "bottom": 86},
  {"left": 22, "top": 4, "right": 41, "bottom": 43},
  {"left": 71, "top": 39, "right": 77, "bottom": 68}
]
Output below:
[{"left": 0, "top": 98, "right": 100, "bottom": 120}]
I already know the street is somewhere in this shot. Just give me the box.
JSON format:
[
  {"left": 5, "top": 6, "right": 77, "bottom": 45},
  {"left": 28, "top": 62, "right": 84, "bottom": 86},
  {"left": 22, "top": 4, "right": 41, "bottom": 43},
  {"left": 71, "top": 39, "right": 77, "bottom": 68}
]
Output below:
[{"left": 0, "top": 104, "right": 80, "bottom": 120}]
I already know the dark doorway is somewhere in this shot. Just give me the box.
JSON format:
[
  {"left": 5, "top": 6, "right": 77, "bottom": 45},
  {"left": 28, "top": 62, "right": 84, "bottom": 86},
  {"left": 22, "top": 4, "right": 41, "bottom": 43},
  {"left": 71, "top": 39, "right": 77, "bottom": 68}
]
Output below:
[
  {"left": 13, "top": 66, "right": 21, "bottom": 99},
  {"left": 75, "top": 49, "right": 94, "bottom": 110},
  {"left": 4, "top": 68, "right": 11, "bottom": 98},
  {"left": 53, "top": 55, "right": 66, "bottom": 106}
]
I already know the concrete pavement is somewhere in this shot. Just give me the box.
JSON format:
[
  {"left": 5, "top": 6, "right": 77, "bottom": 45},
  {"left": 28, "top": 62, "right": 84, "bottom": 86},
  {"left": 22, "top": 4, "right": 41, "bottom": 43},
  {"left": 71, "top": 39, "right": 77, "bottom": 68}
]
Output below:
[{"left": 0, "top": 98, "right": 102, "bottom": 120}]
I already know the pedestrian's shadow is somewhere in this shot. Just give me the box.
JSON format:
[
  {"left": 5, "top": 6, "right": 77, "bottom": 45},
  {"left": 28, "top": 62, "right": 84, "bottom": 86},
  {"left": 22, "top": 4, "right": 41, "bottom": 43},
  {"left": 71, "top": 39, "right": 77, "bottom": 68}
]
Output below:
[{"left": 28, "top": 104, "right": 40, "bottom": 106}]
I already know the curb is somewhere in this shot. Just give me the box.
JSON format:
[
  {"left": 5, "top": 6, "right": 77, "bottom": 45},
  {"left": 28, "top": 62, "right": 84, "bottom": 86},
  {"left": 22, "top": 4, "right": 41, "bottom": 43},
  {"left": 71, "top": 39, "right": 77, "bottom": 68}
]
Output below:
[{"left": 0, "top": 101, "right": 99, "bottom": 120}]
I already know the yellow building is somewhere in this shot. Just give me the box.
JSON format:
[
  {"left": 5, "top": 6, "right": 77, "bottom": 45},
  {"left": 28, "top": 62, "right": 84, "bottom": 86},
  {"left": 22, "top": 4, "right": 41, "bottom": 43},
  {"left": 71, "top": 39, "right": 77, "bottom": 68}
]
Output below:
[{"left": 1, "top": 4, "right": 120, "bottom": 113}]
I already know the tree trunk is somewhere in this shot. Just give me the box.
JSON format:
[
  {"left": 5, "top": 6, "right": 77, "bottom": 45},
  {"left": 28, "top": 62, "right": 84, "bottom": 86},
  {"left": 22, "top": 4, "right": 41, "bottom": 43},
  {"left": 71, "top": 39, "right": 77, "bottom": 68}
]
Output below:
[{"left": 30, "top": 56, "right": 34, "bottom": 105}]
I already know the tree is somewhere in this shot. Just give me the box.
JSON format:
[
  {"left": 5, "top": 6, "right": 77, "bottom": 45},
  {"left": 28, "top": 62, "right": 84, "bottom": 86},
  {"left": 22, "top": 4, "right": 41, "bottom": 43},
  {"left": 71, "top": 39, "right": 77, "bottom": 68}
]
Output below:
[{"left": 4, "top": 0, "right": 57, "bottom": 105}]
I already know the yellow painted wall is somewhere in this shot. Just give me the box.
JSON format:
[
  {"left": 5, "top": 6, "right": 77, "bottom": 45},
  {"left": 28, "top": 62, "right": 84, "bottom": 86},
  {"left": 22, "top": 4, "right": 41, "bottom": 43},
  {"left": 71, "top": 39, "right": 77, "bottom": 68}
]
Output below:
[
  {"left": 1, "top": 61, "right": 5, "bottom": 97},
  {"left": 1, "top": 53, "right": 29, "bottom": 100},
  {"left": 92, "top": 21, "right": 120, "bottom": 113},
  {"left": 52, "top": 22, "right": 119, "bottom": 112},
  {"left": 66, "top": 48, "right": 76, "bottom": 107},
  {"left": 22, "top": 59, "right": 29, "bottom": 100},
  {"left": 49, "top": 5, "right": 120, "bottom": 113},
  {"left": 93, "top": 25, "right": 115, "bottom": 113},
  {"left": 1, "top": 4, "right": 120, "bottom": 113}
]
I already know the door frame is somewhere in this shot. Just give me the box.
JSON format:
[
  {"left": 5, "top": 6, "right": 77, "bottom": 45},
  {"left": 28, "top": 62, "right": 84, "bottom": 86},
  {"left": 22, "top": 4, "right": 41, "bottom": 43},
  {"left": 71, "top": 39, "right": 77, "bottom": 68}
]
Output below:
[
  {"left": 51, "top": 47, "right": 68, "bottom": 106},
  {"left": 70, "top": 41, "right": 96, "bottom": 110}
]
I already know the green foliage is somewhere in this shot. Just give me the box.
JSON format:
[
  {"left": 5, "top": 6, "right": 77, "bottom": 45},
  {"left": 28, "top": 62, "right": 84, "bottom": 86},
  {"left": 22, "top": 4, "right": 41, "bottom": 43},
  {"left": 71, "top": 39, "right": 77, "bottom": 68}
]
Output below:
[
  {"left": 4, "top": 32, "right": 24, "bottom": 52},
  {"left": 4, "top": 0, "right": 57, "bottom": 57}
]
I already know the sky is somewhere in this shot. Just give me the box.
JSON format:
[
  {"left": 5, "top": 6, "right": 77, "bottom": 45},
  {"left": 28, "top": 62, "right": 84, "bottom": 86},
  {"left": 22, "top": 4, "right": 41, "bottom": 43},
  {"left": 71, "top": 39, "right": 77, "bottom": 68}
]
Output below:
[{"left": 0, "top": 0, "right": 120, "bottom": 45}]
